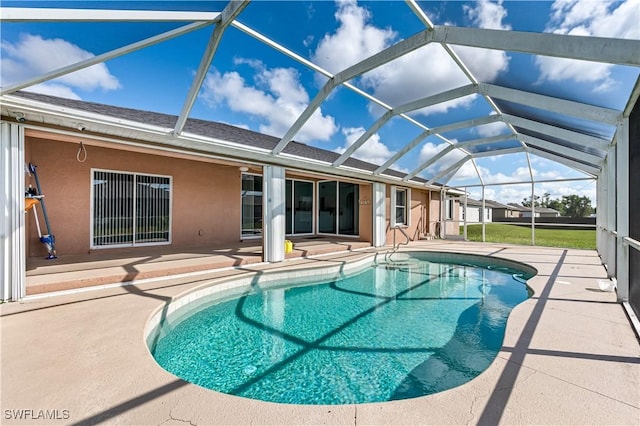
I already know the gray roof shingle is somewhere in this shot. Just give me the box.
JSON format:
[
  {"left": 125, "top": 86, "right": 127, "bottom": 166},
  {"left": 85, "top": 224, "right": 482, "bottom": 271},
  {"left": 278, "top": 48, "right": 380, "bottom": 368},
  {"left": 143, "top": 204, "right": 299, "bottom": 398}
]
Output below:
[{"left": 14, "top": 90, "right": 427, "bottom": 183}]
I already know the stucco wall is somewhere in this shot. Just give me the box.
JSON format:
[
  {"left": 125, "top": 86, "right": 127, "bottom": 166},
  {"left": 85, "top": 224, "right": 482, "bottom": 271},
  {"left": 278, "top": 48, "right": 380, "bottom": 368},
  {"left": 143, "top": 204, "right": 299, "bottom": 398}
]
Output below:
[
  {"left": 24, "top": 136, "right": 379, "bottom": 257},
  {"left": 460, "top": 206, "right": 493, "bottom": 223},
  {"left": 444, "top": 201, "right": 460, "bottom": 236},
  {"left": 429, "top": 191, "right": 440, "bottom": 237},
  {"left": 25, "top": 137, "right": 242, "bottom": 256},
  {"left": 358, "top": 184, "right": 373, "bottom": 243},
  {"left": 24, "top": 130, "right": 464, "bottom": 260},
  {"left": 384, "top": 186, "right": 432, "bottom": 243}
]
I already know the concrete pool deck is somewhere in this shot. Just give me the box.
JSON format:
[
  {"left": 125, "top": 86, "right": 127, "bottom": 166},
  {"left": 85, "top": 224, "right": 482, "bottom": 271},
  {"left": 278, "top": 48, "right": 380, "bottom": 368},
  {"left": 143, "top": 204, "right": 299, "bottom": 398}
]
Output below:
[{"left": 1, "top": 241, "right": 639, "bottom": 425}]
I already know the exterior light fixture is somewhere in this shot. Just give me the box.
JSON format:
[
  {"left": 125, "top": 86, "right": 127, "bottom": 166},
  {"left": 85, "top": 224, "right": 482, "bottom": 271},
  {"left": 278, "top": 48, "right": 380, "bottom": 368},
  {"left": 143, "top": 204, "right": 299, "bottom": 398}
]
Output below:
[{"left": 12, "top": 112, "right": 26, "bottom": 122}]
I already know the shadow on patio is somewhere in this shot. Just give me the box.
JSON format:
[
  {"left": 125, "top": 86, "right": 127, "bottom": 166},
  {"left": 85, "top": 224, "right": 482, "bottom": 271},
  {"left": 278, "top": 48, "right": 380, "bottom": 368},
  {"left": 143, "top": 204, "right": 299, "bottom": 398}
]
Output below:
[{"left": 25, "top": 236, "right": 371, "bottom": 296}]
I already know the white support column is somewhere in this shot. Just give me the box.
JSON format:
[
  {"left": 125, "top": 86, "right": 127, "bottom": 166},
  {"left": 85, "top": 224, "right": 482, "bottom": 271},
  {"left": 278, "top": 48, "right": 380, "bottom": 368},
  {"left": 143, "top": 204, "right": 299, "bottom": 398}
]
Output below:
[
  {"left": 595, "top": 171, "right": 604, "bottom": 256},
  {"left": 440, "top": 186, "right": 447, "bottom": 240},
  {"left": 372, "top": 182, "right": 386, "bottom": 247},
  {"left": 262, "top": 165, "right": 286, "bottom": 263},
  {"left": 0, "top": 122, "right": 26, "bottom": 301},
  {"left": 616, "top": 119, "right": 629, "bottom": 302},
  {"left": 607, "top": 144, "right": 617, "bottom": 276},
  {"left": 531, "top": 181, "right": 536, "bottom": 246}
]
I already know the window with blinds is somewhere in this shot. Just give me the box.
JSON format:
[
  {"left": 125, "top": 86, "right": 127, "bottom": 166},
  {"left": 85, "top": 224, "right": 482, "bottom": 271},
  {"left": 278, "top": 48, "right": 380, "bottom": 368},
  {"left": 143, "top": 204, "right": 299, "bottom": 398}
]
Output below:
[{"left": 92, "top": 170, "right": 171, "bottom": 248}]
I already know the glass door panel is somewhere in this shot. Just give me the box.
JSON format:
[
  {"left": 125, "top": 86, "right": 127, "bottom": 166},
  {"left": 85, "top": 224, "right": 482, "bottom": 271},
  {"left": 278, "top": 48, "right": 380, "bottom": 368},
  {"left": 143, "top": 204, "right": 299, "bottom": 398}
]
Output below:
[
  {"left": 241, "top": 174, "right": 262, "bottom": 237},
  {"left": 339, "top": 182, "right": 359, "bottom": 235},
  {"left": 318, "top": 181, "right": 337, "bottom": 234},
  {"left": 286, "top": 180, "right": 293, "bottom": 234},
  {"left": 293, "top": 181, "right": 313, "bottom": 234}
]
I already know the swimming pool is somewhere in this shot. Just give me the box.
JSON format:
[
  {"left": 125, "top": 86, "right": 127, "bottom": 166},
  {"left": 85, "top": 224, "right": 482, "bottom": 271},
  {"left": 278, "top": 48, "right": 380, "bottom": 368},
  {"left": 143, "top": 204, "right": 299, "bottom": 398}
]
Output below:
[{"left": 147, "top": 252, "right": 535, "bottom": 405}]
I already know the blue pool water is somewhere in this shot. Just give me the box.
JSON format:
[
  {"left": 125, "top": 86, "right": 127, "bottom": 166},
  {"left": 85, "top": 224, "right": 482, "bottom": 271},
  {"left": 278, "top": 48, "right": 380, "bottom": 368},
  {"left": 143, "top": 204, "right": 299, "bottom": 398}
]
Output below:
[{"left": 151, "top": 254, "right": 534, "bottom": 404}]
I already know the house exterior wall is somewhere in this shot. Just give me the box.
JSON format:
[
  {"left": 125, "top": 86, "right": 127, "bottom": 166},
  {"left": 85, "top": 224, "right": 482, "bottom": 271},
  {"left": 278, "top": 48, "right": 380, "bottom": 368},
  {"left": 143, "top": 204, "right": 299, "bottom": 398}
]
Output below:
[
  {"left": 484, "top": 208, "right": 493, "bottom": 223},
  {"left": 383, "top": 186, "right": 436, "bottom": 243},
  {"left": 429, "top": 191, "right": 441, "bottom": 237},
  {"left": 460, "top": 205, "right": 493, "bottom": 224},
  {"left": 522, "top": 210, "right": 558, "bottom": 218},
  {"left": 493, "top": 208, "right": 520, "bottom": 219},
  {"left": 444, "top": 201, "right": 460, "bottom": 235},
  {"left": 539, "top": 211, "right": 560, "bottom": 218},
  {"left": 462, "top": 206, "right": 480, "bottom": 223},
  {"left": 25, "top": 137, "right": 242, "bottom": 257},
  {"left": 24, "top": 132, "right": 448, "bottom": 258},
  {"left": 492, "top": 208, "right": 506, "bottom": 219},
  {"left": 358, "top": 183, "right": 373, "bottom": 243}
]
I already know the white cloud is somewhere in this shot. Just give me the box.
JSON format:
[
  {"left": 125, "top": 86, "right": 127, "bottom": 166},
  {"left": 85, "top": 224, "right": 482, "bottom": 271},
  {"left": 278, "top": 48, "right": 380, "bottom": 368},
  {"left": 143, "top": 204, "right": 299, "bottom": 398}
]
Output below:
[
  {"left": 24, "top": 83, "right": 82, "bottom": 100},
  {"left": 1, "top": 33, "right": 120, "bottom": 98},
  {"left": 474, "top": 120, "right": 511, "bottom": 137},
  {"left": 535, "top": 0, "right": 639, "bottom": 91},
  {"left": 450, "top": 160, "right": 480, "bottom": 181},
  {"left": 311, "top": 1, "right": 509, "bottom": 118},
  {"left": 334, "top": 126, "right": 395, "bottom": 164},
  {"left": 453, "top": 0, "right": 511, "bottom": 82},
  {"left": 418, "top": 142, "right": 447, "bottom": 164},
  {"left": 480, "top": 167, "right": 512, "bottom": 184},
  {"left": 201, "top": 63, "right": 337, "bottom": 143},
  {"left": 549, "top": 0, "right": 639, "bottom": 39},
  {"left": 418, "top": 142, "right": 477, "bottom": 181},
  {"left": 360, "top": 45, "right": 474, "bottom": 115},
  {"left": 311, "top": 0, "right": 397, "bottom": 74},
  {"left": 459, "top": 156, "right": 596, "bottom": 204},
  {"left": 482, "top": 179, "right": 596, "bottom": 206},
  {"left": 464, "top": 0, "right": 512, "bottom": 30}
]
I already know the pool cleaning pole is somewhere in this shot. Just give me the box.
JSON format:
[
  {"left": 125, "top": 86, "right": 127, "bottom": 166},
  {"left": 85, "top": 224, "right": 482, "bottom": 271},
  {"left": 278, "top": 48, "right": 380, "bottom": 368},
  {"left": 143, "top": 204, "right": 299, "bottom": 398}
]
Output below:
[{"left": 29, "top": 163, "right": 57, "bottom": 259}]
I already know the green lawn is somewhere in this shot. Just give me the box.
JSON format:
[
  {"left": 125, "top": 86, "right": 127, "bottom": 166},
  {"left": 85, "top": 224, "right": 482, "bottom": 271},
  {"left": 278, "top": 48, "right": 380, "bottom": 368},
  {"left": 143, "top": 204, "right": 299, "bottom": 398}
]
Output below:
[{"left": 462, "top": 223, "right": 596, "bottom": 250}]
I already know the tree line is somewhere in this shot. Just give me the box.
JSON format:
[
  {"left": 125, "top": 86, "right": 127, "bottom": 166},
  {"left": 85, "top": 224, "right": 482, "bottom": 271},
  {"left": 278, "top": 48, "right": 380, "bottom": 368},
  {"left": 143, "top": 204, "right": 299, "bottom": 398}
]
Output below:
[{"left": 521, "top": 193, "right": 594, "bottom": 218}]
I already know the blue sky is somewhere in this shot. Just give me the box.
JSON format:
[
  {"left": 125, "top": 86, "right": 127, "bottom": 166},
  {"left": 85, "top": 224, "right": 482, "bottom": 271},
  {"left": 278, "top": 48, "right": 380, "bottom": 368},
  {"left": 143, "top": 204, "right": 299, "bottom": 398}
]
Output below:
[{"left": 2, "top": 0, "right": 639, "bottom": 205}]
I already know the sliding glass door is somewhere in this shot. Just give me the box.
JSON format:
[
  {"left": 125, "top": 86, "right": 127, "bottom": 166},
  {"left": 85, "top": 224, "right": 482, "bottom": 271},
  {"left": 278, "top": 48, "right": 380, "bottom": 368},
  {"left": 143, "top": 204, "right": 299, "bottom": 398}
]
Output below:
[
  {"left": 242, "top": 175, "right": 358, "bottom": 239},
  {"left": 286, "top": 179, "right": 314, "bottom": 235},
  {"left": 318, "top": 181, "right": 337, "bottom": 233},
  {"left": 339, "top": 182, "right": 359, "bottom": 235},
  {"left": 318, "top": 180, "right": 359, "bottom": 236}
]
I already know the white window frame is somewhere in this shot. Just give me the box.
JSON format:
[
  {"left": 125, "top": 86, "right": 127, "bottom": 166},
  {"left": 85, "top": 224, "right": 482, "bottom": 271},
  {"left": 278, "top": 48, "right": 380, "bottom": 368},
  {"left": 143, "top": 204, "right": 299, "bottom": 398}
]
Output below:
[
  {"left": 286, "top": 177, "right": 315, "bottom": 236},
  {"left": 240, "top": 172, "right": 263, "bottom": 240},
  {"left": 390, "top": 186, "right": 411, "bottom": 227},
  {"left": 90, "top": 168, "right": 172, "bottom": 249},
  {"left": 445, "top": 198, "right": 455, "bottom": 220}
]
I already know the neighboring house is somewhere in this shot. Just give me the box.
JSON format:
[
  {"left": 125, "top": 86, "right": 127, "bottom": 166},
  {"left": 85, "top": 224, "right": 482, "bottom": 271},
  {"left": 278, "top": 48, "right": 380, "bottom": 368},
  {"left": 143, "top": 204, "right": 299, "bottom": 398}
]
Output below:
[
  {"left": 489, "top": 200, "right": 522, "bottom": 219},
  {"left": 4, "top": 91, "right": 460, "bottom": 277},
  {"left": 459, "top": 198, "right": 493, "bottom": 223},
  {"left": 509, "top": 203, "right": 561, "bottom": 218},
  {"left": 507, "top": 203, "right": 531, "bottom": 217},
  {"left": 536, "top": 207, "right": 561, "bottom": 218}
]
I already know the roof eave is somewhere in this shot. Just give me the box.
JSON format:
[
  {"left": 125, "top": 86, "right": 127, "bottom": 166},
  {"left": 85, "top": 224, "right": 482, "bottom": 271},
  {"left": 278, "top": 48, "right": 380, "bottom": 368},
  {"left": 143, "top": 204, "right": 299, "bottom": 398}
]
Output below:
[{"left": 0, "top": 94, "right": 445, "bottom": 192}]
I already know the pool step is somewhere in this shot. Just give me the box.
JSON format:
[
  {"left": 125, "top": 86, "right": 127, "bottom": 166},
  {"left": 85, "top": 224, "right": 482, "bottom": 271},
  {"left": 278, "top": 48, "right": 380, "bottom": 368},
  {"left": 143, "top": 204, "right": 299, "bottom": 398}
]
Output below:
[{"left": 382, "top": 253, "right": 422, "bottom": 268}]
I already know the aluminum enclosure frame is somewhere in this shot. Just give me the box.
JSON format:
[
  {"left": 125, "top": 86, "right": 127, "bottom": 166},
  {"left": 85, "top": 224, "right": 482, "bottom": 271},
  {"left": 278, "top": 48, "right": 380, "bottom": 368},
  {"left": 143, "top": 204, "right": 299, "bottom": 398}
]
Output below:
[{"left": 1, "top": 0, "right": 639, "bottom": 303}]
